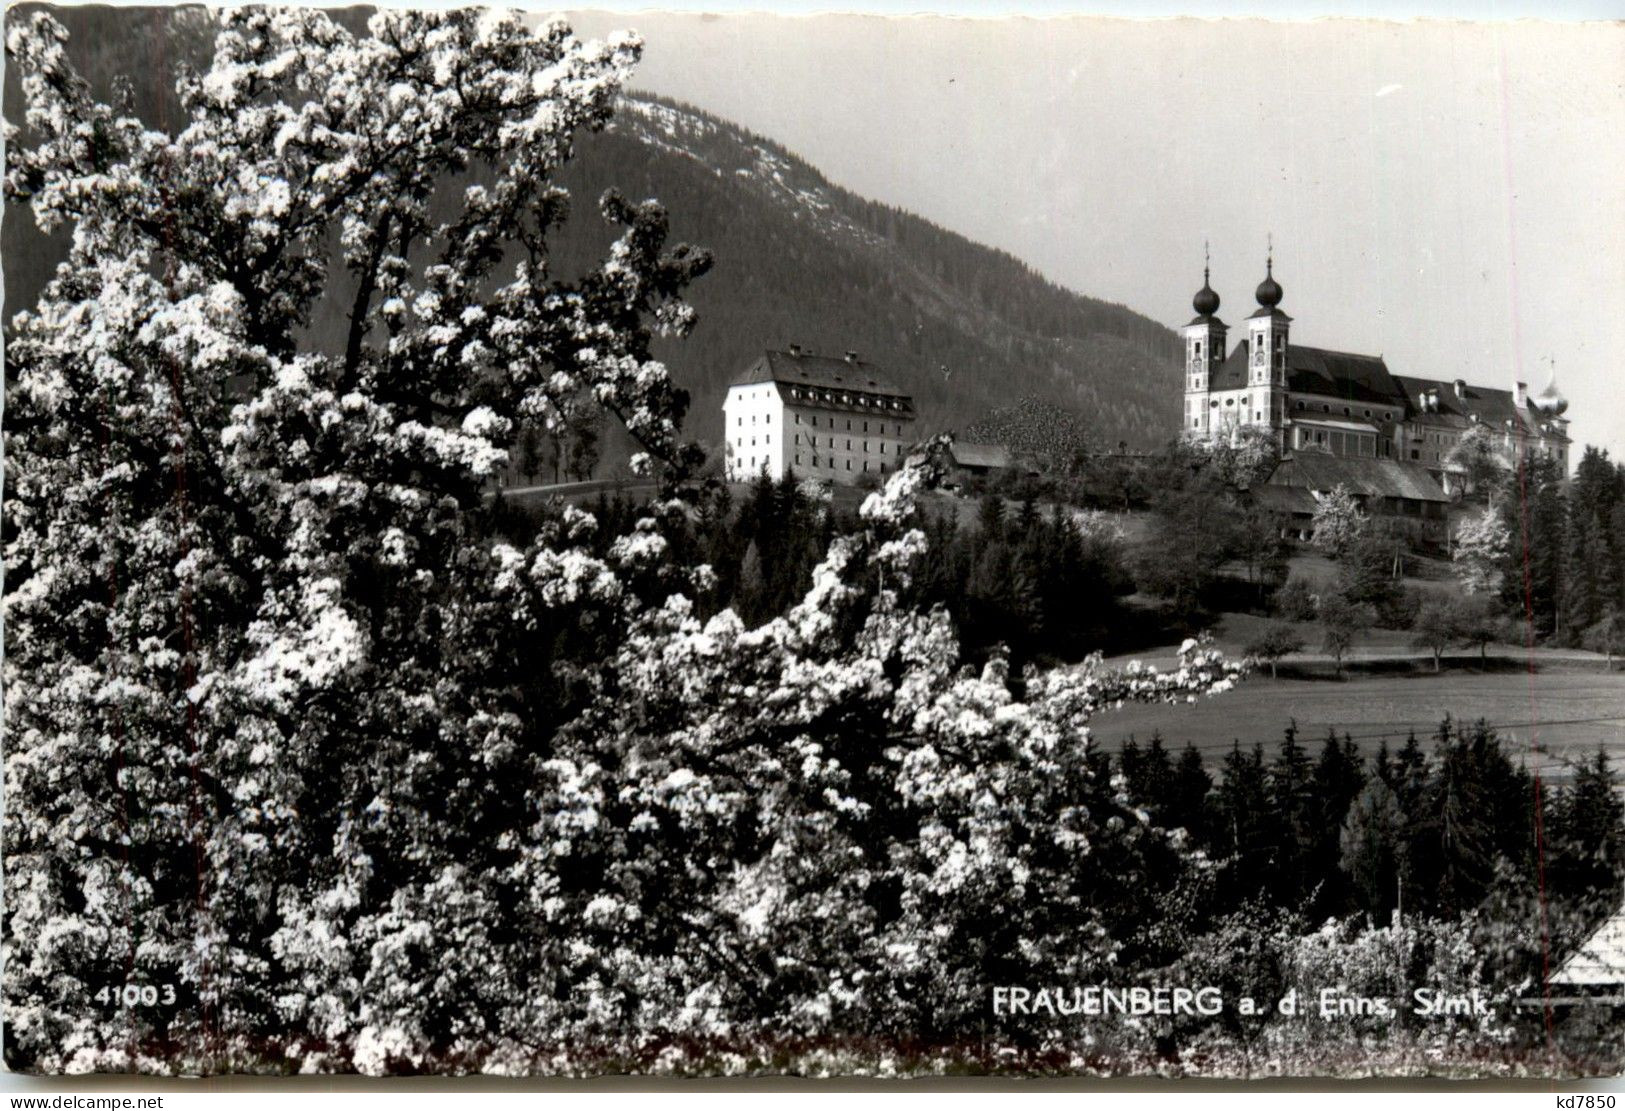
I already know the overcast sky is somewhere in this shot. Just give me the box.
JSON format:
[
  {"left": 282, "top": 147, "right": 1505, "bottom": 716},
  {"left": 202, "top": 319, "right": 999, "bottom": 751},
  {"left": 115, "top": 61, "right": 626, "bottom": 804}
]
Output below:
[{"left": 560, "top": 10, "right": 1625, "bottom": 461}]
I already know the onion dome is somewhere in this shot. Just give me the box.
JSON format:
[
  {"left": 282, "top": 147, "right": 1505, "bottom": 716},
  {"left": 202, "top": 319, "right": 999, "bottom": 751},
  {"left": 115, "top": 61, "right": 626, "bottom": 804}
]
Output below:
[
  {"left": 1255, "top": 250, "right": 1283, "bottom": 308},
  {"left": 1192, "top": 243, "right": 1220, "bottom": 317},
  {"left": 1193, "top": 269, "right": 1220, "bottom": 317},
  {"left": 1534, "top": 370, "right": 1569, "bottom": 418}
]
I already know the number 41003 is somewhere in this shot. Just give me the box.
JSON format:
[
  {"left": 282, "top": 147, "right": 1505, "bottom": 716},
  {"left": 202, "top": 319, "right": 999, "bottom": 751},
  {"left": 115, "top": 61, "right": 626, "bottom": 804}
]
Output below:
[{"left": 94, "top": 983, "right": 177, "bottom": 1007}]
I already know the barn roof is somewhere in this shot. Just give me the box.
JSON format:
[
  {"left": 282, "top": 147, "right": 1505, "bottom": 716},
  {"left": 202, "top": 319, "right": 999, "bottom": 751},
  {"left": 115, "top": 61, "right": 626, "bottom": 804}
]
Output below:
[
  {"left": 1267, "top": 451, "right": 1449, "bottom": 503},
  {"left": 1551, "top": 902, "right": 1625, "bottom": 987},
  {"left": 1250, "top": 483, "right": 1319, "bottom": 516},
  {"left": 948, "top": 442, "right": 1014, "bottom": 470}
]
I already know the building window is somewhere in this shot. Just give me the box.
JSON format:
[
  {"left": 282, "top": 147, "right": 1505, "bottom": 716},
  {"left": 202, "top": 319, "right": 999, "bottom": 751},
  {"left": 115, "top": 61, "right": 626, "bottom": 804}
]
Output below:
[
  {"left": 1194, "top": 419, "right": 1200, "bottom": 428},
  {"left": 765, "top": 413, "right": 771, "bottom": 424},
  {"left": 828, "top": 436, "right": 834, "bottom": 447},
  {"left": 863, "top": 421, "right": 869, "bottom": 432},
  {"left": 795, "top": 454, "right": 802, "bottom": 465},
  {"left": 765, "top": 435, "right": 770, "bottom": 445},
  {"left": 864, "top": 461, "right": 870, "bottom": 472},
  {"left": 880, "top": 443, "right": 886, "bottom": 454},
  {"left": 863, "top": 441, "right": 869, "bottom": 452},
  {"left": 737, "top": 417, "right": 742, "bottom": 427},
  {"left": 846, "top": 460, "right": 852, "bottom": 471},
  {"left": 846, "top": 420, "right": 852, "bottom": 431},
  {"left": 846, "top": 439, "right": 852, "bottom": 449}
]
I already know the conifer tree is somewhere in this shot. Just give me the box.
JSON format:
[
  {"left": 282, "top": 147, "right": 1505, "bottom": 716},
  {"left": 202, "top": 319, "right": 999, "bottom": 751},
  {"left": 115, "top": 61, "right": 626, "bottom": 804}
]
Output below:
[
  {"left": 1213, "top": 743, "right": 1273, "bottom": 904},
  {"left": 1373, "top": 738, "right": 1396, "bottom": 790},
  {"left": 1134, "top": 735, "right": 1177, "bottom": 819},
  {"left": 1170, "top": 744, "right": 1213, "bottom": 843},
  {"left": 1268, "top": 724, "right": 1317, "bottom": 906},
  {"left": 1415, "top": 721, "right": 1496, "bottom": 916},
  {"left": 1550, "top": 748, "right": 1625, "bottom": 905},
  {"left": 1339, "top": 778, "right": 1408, "bottom": 921}
]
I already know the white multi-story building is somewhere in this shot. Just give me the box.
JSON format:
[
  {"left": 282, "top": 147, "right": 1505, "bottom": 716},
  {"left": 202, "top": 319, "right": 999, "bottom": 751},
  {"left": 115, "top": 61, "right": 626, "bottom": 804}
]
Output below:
[{"left": 722, "top": 347, "right": 917, "bottom": 484}]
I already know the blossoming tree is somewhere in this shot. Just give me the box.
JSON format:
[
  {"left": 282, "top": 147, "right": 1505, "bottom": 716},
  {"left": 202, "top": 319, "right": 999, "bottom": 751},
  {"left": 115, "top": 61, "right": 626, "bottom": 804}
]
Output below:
[{"left": 4, "top": 8, "right": 1240, "bottom": 1075}]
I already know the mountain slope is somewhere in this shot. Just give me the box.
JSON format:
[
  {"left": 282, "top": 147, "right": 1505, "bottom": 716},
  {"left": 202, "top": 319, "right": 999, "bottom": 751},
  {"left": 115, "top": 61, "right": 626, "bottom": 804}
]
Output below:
[
  {"left": 551, "top": 94, "right": 1182, "bottom": 450},
  {"left": 2, "top": 10, "right": 1183, "bottom": 454}
]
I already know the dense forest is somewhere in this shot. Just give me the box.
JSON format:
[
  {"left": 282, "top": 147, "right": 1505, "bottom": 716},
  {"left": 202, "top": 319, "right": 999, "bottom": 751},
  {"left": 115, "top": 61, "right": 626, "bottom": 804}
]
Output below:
[{"left": 1503, "top": 446, "right": 1625, "bottom": 649}]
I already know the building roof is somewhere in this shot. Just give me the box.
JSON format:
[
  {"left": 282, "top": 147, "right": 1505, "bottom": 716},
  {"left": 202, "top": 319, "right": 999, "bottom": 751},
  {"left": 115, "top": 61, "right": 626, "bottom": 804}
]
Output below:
[
  {"left": 1551, "top": 901, "right": 1625, "bottom": 987},
  {"left": 948, "top": 442, "right": 1014, "bottom": 470},
  {"left": 1390, "top": 374, "right": 1563, "bottom": 440},
  {"left": 1292, "top": 417, "right": 1382, "bottom": 435},
  {"left": 1211, "top": 342, "right": 1407, "bottom": 408},
  {"left": 1286, "top": 346, "right": 1408, "bottom": 407},
  {"left": 1267, "top": 451, "right": 1450, "bottom": 503},
  {"left": 731, "top": 349, "right": 911, "bottom": 400},
  {"left": 1250, "top": 483, "right": 1320, "bottom": 516}
]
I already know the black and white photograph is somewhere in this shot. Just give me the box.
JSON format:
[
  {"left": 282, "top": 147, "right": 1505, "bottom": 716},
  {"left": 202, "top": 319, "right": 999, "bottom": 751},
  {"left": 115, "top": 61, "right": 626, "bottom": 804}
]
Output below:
[{"left": 2, "top": 0, "right": 1624, "bottom": 1091}]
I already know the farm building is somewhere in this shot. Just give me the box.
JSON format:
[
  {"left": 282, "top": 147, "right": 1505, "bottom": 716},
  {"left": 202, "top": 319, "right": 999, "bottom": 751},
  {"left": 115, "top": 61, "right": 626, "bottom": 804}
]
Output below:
[{"left": 1253, "top": 450, "right": 1452, "bottom": 548}]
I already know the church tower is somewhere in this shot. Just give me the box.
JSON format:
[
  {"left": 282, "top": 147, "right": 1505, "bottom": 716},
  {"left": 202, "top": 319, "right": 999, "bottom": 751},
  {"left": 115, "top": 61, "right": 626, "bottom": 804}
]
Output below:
[
  {"left": 1244, "top": 244, "right": 1290, "bottom": 446},
  {"left": 1182, "top": 246, "right": 1227, "bottom": 439}
]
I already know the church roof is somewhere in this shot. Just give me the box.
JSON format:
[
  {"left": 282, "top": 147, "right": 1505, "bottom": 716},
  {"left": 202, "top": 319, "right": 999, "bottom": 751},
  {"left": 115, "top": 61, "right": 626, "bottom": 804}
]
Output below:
[
  {"left": 731, "top": 349, "right": 911, "bottom": 399},
  {"left": 1266, "top": 451, "right": 1449, "bottom": 504},
  {"left": 1211, "top": 342, "right": 1406, "bottom": 407}
]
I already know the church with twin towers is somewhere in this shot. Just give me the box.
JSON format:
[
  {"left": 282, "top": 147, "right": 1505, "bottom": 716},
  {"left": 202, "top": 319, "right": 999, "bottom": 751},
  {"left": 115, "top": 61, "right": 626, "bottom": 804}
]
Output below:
[{"left": 1180, "top": 246, "right": 1572, "bottom": 487}]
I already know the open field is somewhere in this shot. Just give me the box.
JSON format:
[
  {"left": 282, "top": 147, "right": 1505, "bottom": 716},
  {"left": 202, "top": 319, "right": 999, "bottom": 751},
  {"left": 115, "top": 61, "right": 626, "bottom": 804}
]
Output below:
[
  {"left": 1101, "top": 610, "right": 1611, "bottom": 667},
  {"left": 1094, "top": 668, "right": 1625, "bottom": 783}
]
